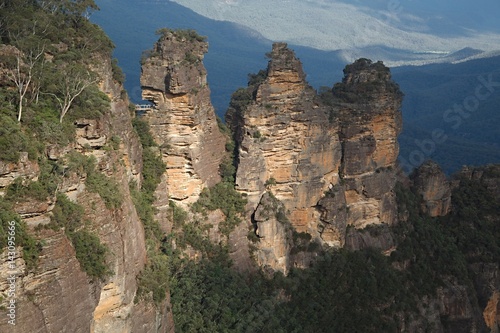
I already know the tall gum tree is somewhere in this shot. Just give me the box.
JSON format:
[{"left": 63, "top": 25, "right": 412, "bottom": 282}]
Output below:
[{"left": 3, "top": 43, "right": 45, "bottom": 122}]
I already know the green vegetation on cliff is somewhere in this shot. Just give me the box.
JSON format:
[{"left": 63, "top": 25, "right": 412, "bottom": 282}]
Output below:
[
  {"left": 0, "top": 0, "right": 119, "bottom": 279},
  {"left": 0, "top": 198, "right": 42, "bottom": 271},
  {"left": 50, "top": 191, "right": 110, "bottom": 280},
  {"left": 165, "top": 171, "right": 500, "bottom": 332},
  {"left": 131, "top": 117, "right": 169, "bottom": 304},
  {"left": 0, "top": 0, "right": 112, "bottom": 158},
  {"left": 155, "top": 28, "right": 207, "bottom": 43}
]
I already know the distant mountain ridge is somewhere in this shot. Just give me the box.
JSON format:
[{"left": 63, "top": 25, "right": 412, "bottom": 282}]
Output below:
[
  {"left": 171, "top": 0, "right": 500, "bottom": 65},
  {"left": 92, "top": 0, "right": 500, "bottom": 173}
]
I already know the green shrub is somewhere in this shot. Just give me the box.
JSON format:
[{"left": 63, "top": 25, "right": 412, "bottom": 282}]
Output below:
[
  {"left": 136, "top": 252, "right": 170, "bottom": 304},
  {"left": 220, "top": 213, "right": 241, "bottom": 237},
  {"left": 70, "top": 230, "right": 110, "bottom": 279},
  {"left": 191, "top": 182, "right": 246, "bottom": 236},
  {"left": 66, "top": 151, "right": 96, "bottom": 176},
  {"left": 183, "top": 52, "right": 199, "bottom": 64},
  {"left": 86, "top": 171, "right": 123, "bottom": 209},
  {"left": 0, "top": 198, "right": 42, "bottom": 271},
  {"left": 142, "top": 148, "right": 165, "bottom": 197},
  {"left": 0, "top": 112, "right": 31, "bottom": 162},
  {"left": 66, "top": 85, "right": 108, "bottom": 121},
  {"left": 247, "top": 69, "right": 267, "bottom": 86},
  {"left": 193, "top": 183, "right": 246, "bottom": 217},
  {"left": 169, "top": 200, "right": 188, "bottom": 228},
  {"left": 132, "top": 117, "right": 157, "bottom": 148},
  {"left": 156, "top": 28, "right": 207, "bottom": 42},
  {"left": 219, "top": 155, "right": 236, "bottom": 183},
  {"left": 111, "top": 58, "right": 125, "bottom": 84},
  {"left": 51, "top": 194, "right": 111, "bottom": 279},
  {"left": 110, "top": 135, "right": 121, "bottom": 150},
  {"left": 129, "top": 182, "right": 162, "bottom": 241},
  {"left": 229, "top": 88, "right": 253, "bottom": 115},
  {"left": 51, "top": 193, "right": 84, "bottom": 232},
  {"left": 4, "top": 160, "right": 60, "bottom": 202},
  {"left": 265, "top": 177, "right": 277, "bottom": 187},
  {"left": 129, "top": 117, "right": 166, "bottom": 241},
  {"left": 26, "top": 107, "right": 75, "bottom": 146}
]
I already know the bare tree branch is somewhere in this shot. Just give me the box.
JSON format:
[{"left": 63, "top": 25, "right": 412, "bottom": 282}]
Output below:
[
  {"left": 4, "top": 44, "right": 45, "bottom": 122},
  {"left": 45, "top": 64, "right": 99, "bottom": 123}
]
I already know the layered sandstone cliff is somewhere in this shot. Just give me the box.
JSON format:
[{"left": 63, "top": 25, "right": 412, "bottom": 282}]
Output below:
[
  {"left": 334, "top": 58, "right": 403, "bottom": 229},
  {"left": 0, "top": 55, "right": 173, "bottom": 333},
  {"left": 140, "top": 30, "right": 226, "bottom": 206},
  {"left": 227, "top": 44, "right": 402, "bottom": 273},
  {"left": 227, "top": 43, "right": 343, "bottom": 247}
]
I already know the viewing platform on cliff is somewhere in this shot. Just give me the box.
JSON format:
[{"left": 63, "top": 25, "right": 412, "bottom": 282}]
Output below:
[{"left": 135, "top": 104, "right": 156, "bottom": 112}]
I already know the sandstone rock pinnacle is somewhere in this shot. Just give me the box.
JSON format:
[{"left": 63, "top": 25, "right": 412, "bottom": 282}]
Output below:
[
  {"left": 228, "top": 44, "right": 404, "bottom": 272},
  {"left": 140, "top": 29, "right": 226, "bottom": 205}
]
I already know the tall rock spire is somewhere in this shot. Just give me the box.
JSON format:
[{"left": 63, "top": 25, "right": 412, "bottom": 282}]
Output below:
[
  {"left": 335, "top": 58, "right": 403, "bottom": 228},
  {"left": 228, "top": 45, "right": 403, "bottom": 273},
  {"left": 140, "top": 29, "right": 226, "bottom": 205}
]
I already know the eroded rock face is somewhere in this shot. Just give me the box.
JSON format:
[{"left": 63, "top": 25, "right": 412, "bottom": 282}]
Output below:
[
  {"left": 344, "top": 223, "right": 395, "bottom": 253},
  {"left": 335, "top": 58, "right": 403, "bottom": 228},
  {"left": 316, "top": 185, "right": 348, "bottom": 247},
  {"left": 0, "top": 55, "right": 172, "bottom": 333},
  {"left": 230, "top": 43, "right": 342, "bottom": 243},
  {"left": 411, "top": 160, "right": 451, "bottom": 217},
  {"left": 252, "top": 192, "right": 293, "bottom": 275},
  {"left": 0, "top": 231, "right": 96, "bottom": 333},
  {"left": 0, "top": 152, "right": 39, "bottom": 195},
  {"left": 140, "top": 31, "right": 226, "bottom": 205},
  {"left": 228, "top": 44, "right": 403, "bottom": 273}
]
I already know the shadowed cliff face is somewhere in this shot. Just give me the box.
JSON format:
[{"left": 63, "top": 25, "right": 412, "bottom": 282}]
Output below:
[
  {"left": 411, "top": 160, "right": 451, "bottom": 217},
  {"left": 227, "top": 44, "right": 403, "bottom": 273},
  {"left": 334, "top": 58, "right": 404, "bottom": 229},
  {"left": 140, "top": 30, "right": 226, "bottom": 206}
]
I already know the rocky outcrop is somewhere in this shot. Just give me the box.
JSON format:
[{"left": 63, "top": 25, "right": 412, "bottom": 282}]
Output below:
[
  {"left": 316, "top": 185, "right": 348, "bottom": 248},
  {"left": 483, "top": 290, "right": 500, "bottom": 333},
  {"left": 344, "top": 224, "right": 395, "bottom": 253},
  {"left": 0, "top": 231, "right": 96, "bottom": 333},
  {"left": 140, "top": 30, "right": 226, "bottom": 205},
  {"left": 335, "top": 58, "right": 403, "bottom": 228},
  {"left": 0, "top": 152, "right": 39, "bottom": 195},
  {"left": 227, "top": 44, "right": 403, "bottom": 273},
  {"left": 252, "top": 192, "right": 293, "bottom": 275},
  {"left": 228, "top": 43, "right": 343, "bottom": 246},
  {"left": 411, "top": 160, "right": 451, "bottom": 217}
]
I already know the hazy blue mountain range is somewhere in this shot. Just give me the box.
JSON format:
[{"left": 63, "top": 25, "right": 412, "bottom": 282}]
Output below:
[
  {"left": 91, "top": 0, "right": 500, "bottom": 173},
  {"left": 171, "top": 0, "right": 500, "bottom": 64},
  {"left": 393, "top": 57, "right": 500, "bottom": 174}
]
